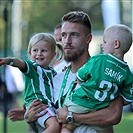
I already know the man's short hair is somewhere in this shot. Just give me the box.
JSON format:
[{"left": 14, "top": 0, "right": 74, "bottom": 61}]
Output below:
[{"left": 62, "top": 11, "right": 91, "bottom": 33}]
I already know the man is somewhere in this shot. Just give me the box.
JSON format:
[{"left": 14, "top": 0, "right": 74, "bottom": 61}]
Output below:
[
  {"left": 53, "top": 23, "right": 70, "bottom": 73},
  {"left": 54, "top": 23, "right": 62, "bottom": 42},
  {"left": 26, "top": 11, "right": 123, "bottom": 133},
  {"left": 8, "top": 11, "right": 123, "bottom": 133}
]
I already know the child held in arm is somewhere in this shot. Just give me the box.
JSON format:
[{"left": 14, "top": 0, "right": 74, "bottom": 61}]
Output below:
[
  {"left": 61, "top": 24, "right": 133, "bottom": 133},
  {"left": 0, "top": 33, "right": 64, "bottom": 133}
]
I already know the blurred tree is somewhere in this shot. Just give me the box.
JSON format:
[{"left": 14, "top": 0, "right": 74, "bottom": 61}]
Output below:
[
  {"left": 0, "top": 0, "right": 103, "bottom": 58},
  {"left": 21, "top": 0, "right": 70, "bottom": 57},
  {"left": 21, "top": 0, "right": 103, "bottom": 55},
  {"left": 0, "top": 1, "right": 12, "bottom": 56}
]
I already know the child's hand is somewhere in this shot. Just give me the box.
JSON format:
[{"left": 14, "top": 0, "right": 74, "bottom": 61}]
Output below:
[{"left": 0, "top": 58, "right": 10, "bottom": 66}]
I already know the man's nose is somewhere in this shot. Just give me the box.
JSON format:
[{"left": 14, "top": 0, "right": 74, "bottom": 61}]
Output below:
[{"left": 65, "top": 35, "right": 72, "bottom": 44}]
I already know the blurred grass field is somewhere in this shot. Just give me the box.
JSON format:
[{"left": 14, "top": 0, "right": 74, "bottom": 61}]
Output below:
[{"left": 0, "top": 112, "right": 133, "bottom": 133}]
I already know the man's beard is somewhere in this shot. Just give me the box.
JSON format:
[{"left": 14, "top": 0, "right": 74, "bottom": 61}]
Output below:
[{"left": 64, "top": 49, "right": 84, "bottom": 62}]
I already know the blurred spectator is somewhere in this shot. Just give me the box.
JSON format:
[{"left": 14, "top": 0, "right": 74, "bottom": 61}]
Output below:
[
  {"left": 0, "top": 76, "right": 6, "bottom": 112},
  {"left": 4, "top": 65, "right": 24, "bottom": 109},
  {"left": 0, "top": 65, "right": 24, "bottom": 111},
  {"left": 7, "top": 65, "right": 24, "bottom": 92},
  {"left": 53, "top": 23, "right": 70, "bottom": 73},
  {"left": 54, "top": 23, "right": 62, "bottom": 42}
]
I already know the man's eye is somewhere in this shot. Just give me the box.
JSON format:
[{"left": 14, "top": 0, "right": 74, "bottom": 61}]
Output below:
[
  {"left": 61, "top": 34, "right": 66, "bottom": 38},
  {"left": 72, "top": 33, "right": 78, "bottom": 37}
]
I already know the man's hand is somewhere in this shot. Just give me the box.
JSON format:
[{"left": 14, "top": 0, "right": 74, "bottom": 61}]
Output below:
[
  {"left": 8, "top": 108, "right": 25, "bottom": 122},
  {"left": 25, "top": 99, "right": 48, "bottom": 123},
  {"left": 56, "top": 106, "right": 68, "bottom": 124}
]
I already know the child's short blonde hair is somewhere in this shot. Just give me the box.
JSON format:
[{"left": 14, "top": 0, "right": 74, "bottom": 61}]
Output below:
[{"left": 105, "top": 24, "right": 132, "bottom": 54}]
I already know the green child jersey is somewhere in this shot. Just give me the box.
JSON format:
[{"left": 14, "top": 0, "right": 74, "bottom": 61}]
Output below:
[
  {"left": 21, "top": 60, "right": 56, "bottom": 108},
  {"left": 70, "top": 54, "right": 133, "bottom": 111}
]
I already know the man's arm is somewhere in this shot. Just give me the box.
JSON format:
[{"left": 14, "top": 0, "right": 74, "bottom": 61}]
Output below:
[
  {"left": 56, "top": 96, "right": 123, "bottom": 126},
  {"left": 8, "top": 108, "right": 25, "bottom": 122},
  {"left": 24, "top": 99, "right": 48, "bottom": 123},
  {"left": 8, "top": 99, "right": 48, "bottom": 123}
]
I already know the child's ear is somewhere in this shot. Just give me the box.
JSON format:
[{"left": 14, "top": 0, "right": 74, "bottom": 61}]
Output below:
[{"left": 114, "top": 40, "right": 120, "bottom": 49}]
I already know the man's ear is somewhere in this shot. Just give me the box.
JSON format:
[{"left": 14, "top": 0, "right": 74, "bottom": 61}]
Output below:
[
  {"left": 86, "top": 33, "right": 92, "bottom": 44},
  {"left": 114, "top": 40, "right": 120, "bottom": 49}
]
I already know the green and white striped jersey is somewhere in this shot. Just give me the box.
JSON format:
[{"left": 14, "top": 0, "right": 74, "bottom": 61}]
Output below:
[
  {"left": 21, "top": 60, "right": 56, "bottom": 108},
  {"left": 71, "top": 54, "right": 133, "bottom": 110}
]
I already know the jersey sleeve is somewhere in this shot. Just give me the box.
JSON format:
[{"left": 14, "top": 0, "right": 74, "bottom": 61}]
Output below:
[
  {"left": 76, "top": 55, "right": 102, "bottom": 82},
  {"left": 22, "top": 60, "right": 38, "bottom": 78}
]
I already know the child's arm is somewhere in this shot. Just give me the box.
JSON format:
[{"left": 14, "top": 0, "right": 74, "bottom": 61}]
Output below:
[{"left": 0, "top": 57, "right": 26, "bottom": 71}]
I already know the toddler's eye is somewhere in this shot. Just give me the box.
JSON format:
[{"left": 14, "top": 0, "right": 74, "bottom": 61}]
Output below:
[
  {"left": 42, "top": 49, "right": 47, "bottom": 52},
  {"left": 33, "top": 49, "right": 38, "bottom": 52}
]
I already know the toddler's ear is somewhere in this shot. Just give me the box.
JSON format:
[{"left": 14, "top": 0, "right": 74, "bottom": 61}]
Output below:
[{"left": 114, "top": 40, "right": 120, "bottom": 49}]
